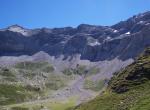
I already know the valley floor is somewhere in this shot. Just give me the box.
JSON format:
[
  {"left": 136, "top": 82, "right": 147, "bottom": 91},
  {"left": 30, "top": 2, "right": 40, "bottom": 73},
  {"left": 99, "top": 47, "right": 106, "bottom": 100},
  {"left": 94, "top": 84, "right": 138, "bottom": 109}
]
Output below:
[{"left": 1, "top": 76, "right": 101, "bottom": 110}]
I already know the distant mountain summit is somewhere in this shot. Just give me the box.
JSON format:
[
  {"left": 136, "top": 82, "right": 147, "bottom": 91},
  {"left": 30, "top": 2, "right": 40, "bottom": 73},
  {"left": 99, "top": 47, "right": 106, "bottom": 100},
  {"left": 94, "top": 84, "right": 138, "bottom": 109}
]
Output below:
[{"left": 7, "top": 24, "right": 30, "bottom": 36}]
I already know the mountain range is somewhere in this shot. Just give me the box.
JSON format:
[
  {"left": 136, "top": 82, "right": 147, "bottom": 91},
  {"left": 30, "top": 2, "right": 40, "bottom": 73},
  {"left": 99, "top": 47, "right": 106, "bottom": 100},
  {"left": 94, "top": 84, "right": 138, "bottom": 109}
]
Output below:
[
  {"left": 0, "top": 11, "right": 150, "bottom": 110},
  {"left": 0, "top": 11, "right": 150, "bottom": 61}
]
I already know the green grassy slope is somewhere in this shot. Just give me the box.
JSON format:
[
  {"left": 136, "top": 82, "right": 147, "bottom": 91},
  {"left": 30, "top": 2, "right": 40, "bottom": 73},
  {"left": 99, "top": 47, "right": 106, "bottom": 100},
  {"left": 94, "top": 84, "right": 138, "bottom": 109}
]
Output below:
[
  {"left": 75, "top": 48, "right": 150, "bottom": 110},
  {"left": 0, "top": 84, "right": 38, "bottom": 105}
]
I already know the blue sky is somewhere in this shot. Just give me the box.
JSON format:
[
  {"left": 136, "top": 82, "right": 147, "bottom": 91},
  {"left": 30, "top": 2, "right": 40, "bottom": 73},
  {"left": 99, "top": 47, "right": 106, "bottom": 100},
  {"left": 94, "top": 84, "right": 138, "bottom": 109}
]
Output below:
[{"left": 0, "top": 0, "right": 150, "bottom": 28}]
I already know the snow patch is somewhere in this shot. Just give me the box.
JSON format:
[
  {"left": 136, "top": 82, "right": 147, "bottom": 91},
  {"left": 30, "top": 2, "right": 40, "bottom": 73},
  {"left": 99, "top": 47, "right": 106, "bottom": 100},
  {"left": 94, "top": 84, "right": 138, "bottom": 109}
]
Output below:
[
  {"left": 106, "top": 36, "right": 111, "bottom": 40},
  {"left": 104, "top": 36, "right": 112, "bottom": 42},
  {"left": 139, "top": 21, "right": 144, "bottom": 24},
  {"left": 125, "top": 32, "right": 130, "bottom": 35},
  {"left": 137, "top": 21, "right": 145, "bottom": 25},
  {"left": 88, "top": 41, "right": 101, "bottom": 46},
  {"left": 113, "top": 30, "right": 118, "bottom": 33}
]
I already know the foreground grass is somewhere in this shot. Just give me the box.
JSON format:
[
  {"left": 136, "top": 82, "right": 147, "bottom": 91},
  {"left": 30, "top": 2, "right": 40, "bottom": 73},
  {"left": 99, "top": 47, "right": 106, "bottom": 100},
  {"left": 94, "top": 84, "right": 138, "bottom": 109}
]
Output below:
[
  {"left": 0, "top": 84, "right": 40, "bottom": 106},
  {"left": 75, "top": 81, "right": 150, "bottom": 110},
  {"left": 3, "top": 97, "right": 77, "bottom": 110},
  {"left": 0, "top": 84, "right": 32, "bottom": 105}
]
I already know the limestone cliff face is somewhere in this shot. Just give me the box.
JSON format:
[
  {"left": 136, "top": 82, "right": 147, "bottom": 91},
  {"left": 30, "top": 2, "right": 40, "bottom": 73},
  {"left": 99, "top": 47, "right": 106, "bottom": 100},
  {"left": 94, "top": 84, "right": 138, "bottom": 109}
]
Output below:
[{"left": 0, "top": 11, "right": 150, "bottom": 61}]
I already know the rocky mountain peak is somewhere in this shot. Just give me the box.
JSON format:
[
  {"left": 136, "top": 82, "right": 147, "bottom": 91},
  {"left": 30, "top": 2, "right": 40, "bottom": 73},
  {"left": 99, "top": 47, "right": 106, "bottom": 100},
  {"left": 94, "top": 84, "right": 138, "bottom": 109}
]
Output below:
[
  {"left": 111, "top": 11, "right": 150, "bottom": 34},
  {"left": 7, "top": 24, "right": 24, "bottom": 29},
  {"left": 6, "top": 24, "right": 30, "bottom": 36}
]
